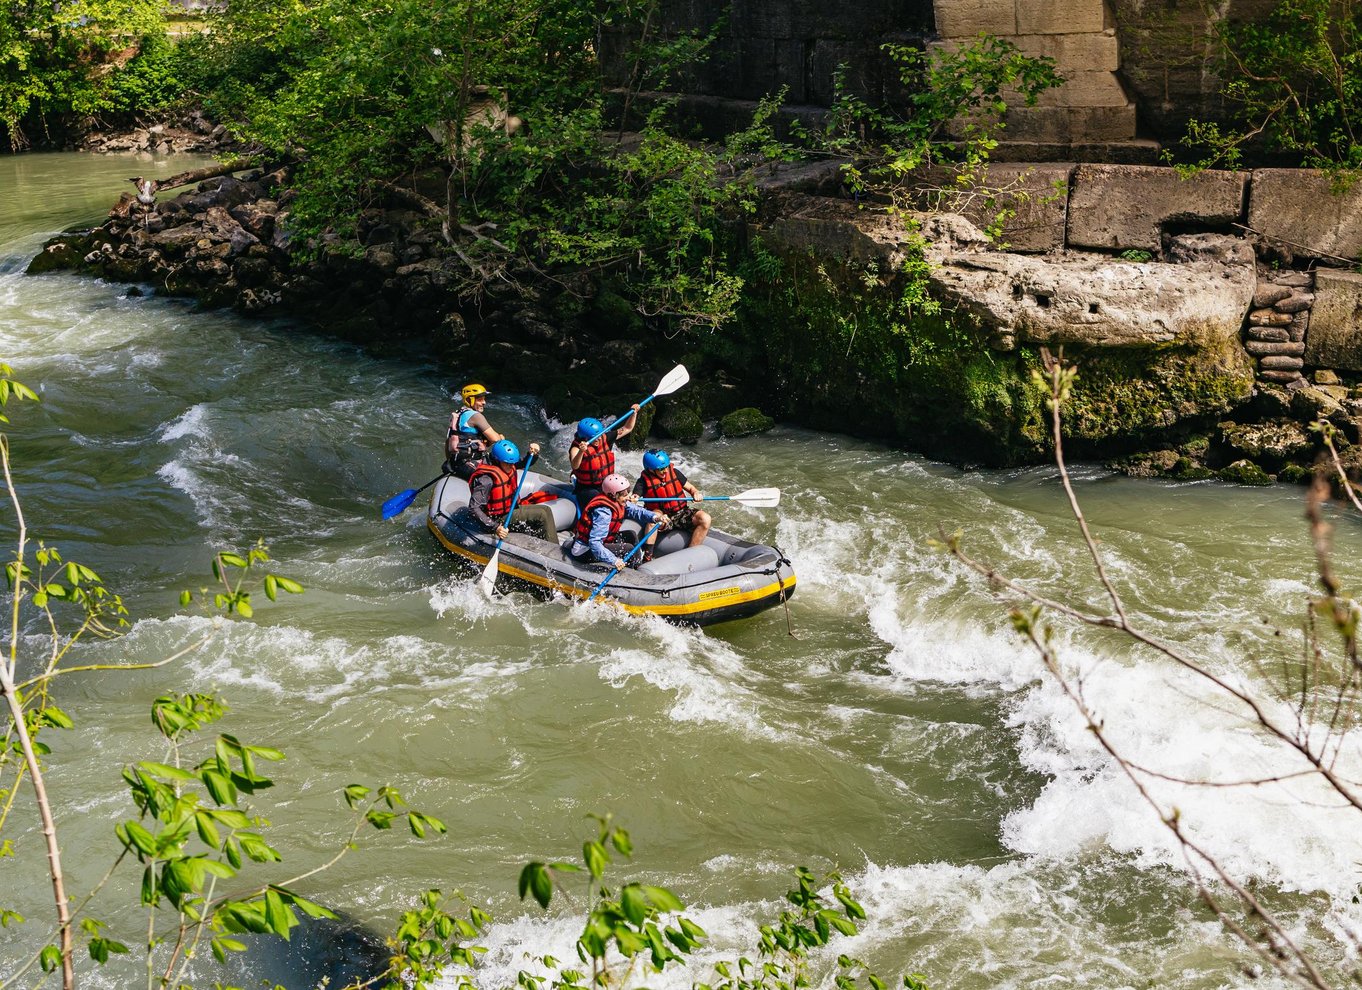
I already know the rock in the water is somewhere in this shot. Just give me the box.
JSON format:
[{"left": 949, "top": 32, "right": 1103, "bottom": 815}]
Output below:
[
  {"left": 1219, "top": 459, "right": 1274, "bottom": 485},
  {"left": 656, "top": 402, "right": 704, "bottom": 445},
  {"left": 719, "top": 407, "right": 775, "bottom": 437}
]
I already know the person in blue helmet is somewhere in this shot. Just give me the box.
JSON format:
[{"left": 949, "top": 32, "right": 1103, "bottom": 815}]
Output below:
[
  {"left": 568, "top": 403, "right": 640, "bottom": 503},
  {"left": 467, "top": 439, "right": 557, "bottom": 542},
  {"left": 634, "top": 449, "right": 711, "bottom": 554}
]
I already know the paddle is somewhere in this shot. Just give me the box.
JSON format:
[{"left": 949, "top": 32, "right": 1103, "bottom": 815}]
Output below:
[
  {"left": 584, "top": 521, "right": 663, "bottom": 605},
  {"left": 640, "top": 487, "right": 781, "bottom": 508},
  {"left": 587, "top": 364, "right": 690, "bottom": 444},
  {"left": 478, "top": 453, "right": 535, "bottom": 598},
  {"left": 381, "top": 474, "right": 445, "bottom": 520}
]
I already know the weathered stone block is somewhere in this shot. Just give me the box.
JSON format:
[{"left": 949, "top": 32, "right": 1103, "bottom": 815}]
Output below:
[
  {"left": 1066, "top": 164, "right": 1247, "bottom": 252},
  {"left": 1260, "top": 355, "right": 1305, "bottom": 370},
  {"left": 1260, "top": 370, "right": 1304, "bottom": 384},
  {"left": 1246, "top": 326, "right": 1290, "bottom": 343},
  {"left": 1245, "top": 340, "right": 1305, "bottom": 356},
  {"left": 904, "top": 162, "right": 1074, "bottom": 253},
  {"left": 1249, "top": 169, "right": 1362, "bottom": 261},
  {"left": 1305, "top": 269, "right": 1362, "bottom": 370},
  {"left": 928, "top": 250, "right": 1255, "bottom": 348},
  {"left": 1030, "top": 71, "right": 1129, "bottom": 108},
  {"left": 1015, "top": 0, "right": 1105, "bottom": 33},
  {"left": 1289, "top": 312, "right": 1309, "bottom": 342},
  {"left": 1249, "top": 309, "right": 1292, "bottom": 326},
  {"left": 1010, "top": 31, "right": 1119, "bottom": 70},
  {"left": 933, "top": 0, "right": 1015, "bottom": 37},
  {"left": 1276, "top": 293, "right": 1314, "bottom": 314},
  {"left": 1253, "top": 284, "right": 1292, "bottom": 308},
  {"left": 952, "top": 104, "right": 1137, "bottom": 143}
]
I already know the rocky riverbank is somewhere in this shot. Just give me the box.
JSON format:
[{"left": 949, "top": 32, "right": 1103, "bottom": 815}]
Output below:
[{"left": 25, "top": 157, "right": 1362, "bottom": 486}]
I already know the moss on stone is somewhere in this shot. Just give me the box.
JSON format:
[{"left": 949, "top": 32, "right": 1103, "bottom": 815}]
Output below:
[
  {"left": 656, "top": 402, "right": 704, "bottom": 444},
  {"left": 1278, "top": 463, "right": 1313, "bottom": 485},
  {"left": 1219, "top": 459, "right": 1274, "bottom": 485},
  {"left": 1172, "top": 457, "right": 1216, "bottom": 480},
  {"left": 720, "top": 407, "right": 775, "bottom": 437}
]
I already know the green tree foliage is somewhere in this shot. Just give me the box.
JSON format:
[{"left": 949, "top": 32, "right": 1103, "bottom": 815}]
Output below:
[
  {"left": 183, "top": 0, "right": 787, "bottom": 331},
  {"left": 0, "top": 0, "right": 180, "bottom": 149},
  {"left": 1175, "top": 0, "right": 1362, "bottom": 184}
]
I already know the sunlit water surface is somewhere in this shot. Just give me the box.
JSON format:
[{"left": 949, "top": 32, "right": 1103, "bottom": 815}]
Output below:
[{"left": 3, "top": 152, "right": 1361, "bottom": 990}]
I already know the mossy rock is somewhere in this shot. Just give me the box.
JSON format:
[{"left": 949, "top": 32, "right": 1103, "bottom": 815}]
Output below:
[
  {"left": 1219, "top": 459, "right": 1274, "bottom": 486},
  {"left": 1172, "top": 457, "right": 1215, "bottom": 480},
  {"left": 1278, "top": 463, "right": 1313, "bottom": 485},
  {"left": 618, "top": 403, "right": 655, "bottom": 450},
  {"left": 590, "top": 288, "right": 644, "bottom": 335},
  {"left": 655, "top": 402, "right": 704, "bottom": 445},
  {"left": 719, "top": 407, "right": 775, "bottom": 437},
  {"left": 25, "top": 238, "right": 87, "bottom": 274}
]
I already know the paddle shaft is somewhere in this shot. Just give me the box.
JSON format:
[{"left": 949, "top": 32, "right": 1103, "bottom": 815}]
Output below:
[
  {"left": 585, "top": 364, "right": 689, "bottom": 445},
  {"left": 485, "top": 453, "right": 536, "bottom": 561},
  {"left": 585, "top": 520, "right": 663, "bottom": 604},
  {"left": 586, "top": 396, "right": 651, "bottom": 446}
]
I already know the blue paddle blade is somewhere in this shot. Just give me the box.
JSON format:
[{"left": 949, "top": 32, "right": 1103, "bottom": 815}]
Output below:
[{"left": 381, "top": 488, "right": 419, "bottom": 520}]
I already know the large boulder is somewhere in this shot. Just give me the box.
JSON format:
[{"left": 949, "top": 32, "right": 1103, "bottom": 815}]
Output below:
[
  {"left": 1304, "top": 269, "right": 1362, "bottom": 371},
  {"left": 1248, "top": 169, "right": 1362, "bottom": 261},
  {"left": 928, "top": 251, "right": 1255, "bottom": 350}
]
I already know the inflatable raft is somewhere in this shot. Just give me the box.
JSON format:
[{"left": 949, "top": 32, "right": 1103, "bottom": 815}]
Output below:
[{"left": 426, "top": 471, "right": 796, "bottom": 625}]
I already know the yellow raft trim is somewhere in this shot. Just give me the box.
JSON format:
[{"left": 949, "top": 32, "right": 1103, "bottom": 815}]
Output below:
[{"left": 428, "top": 518, "right": 795, "bottom": 617}]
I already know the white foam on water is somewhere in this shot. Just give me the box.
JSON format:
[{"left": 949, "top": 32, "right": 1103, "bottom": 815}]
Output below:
[
  {"left": 1000, "top": 634, "right": 1362, "bottom": 901},
  {"left": 158, "top": 402, "right": 211, "bottom": 443}
]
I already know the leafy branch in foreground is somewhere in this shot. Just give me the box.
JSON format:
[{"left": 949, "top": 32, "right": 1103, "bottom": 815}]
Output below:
[
  {"left": 0, "top": 363, "right": 443, "bottom": 990},
  {"left": 939, "top": 347, "right": 1362, "bottom": 989}
]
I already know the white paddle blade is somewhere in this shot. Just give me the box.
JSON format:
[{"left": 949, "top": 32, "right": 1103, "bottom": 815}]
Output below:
[
  {"left": 733, "top": 487, "right": 781, "bottom": 508},
  {"left": 653, "top": 364, "right": 689, "bottom": 397},
  {"left": 478, "top": 550, "right": 500, "bottom": 597}
]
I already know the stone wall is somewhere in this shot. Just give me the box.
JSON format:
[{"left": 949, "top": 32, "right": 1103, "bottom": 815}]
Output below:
[{"left": 602, "top": 0, "right": 1290, "bottom": 153}]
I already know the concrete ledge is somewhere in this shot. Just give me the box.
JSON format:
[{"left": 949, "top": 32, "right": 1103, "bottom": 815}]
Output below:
[
  {"left": 1066, "top": 164, "right": 1247, "bottom": 252},
  {"left": 1304, "top": 269, "right": 1362, "bottom": 370},
  {"left": 1249, "top": 169, "right": 1362, "bottom": 261}
]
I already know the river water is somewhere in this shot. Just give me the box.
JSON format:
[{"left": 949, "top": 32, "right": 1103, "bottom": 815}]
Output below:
[{"left": 3, "top": 152, "right": 1362, "bottom": 990}]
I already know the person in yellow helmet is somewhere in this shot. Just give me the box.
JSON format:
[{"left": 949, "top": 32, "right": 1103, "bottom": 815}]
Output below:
[{"left": 446, "top": 383, "right": 506, "bottom": 479}]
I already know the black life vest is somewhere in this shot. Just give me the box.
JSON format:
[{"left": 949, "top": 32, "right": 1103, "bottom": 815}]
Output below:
[
  {"left": 573, "top": 494, "right": 624, "bottom": 544},
  {"left": 572, "top": 437, "right": 615, "bottom": 488},
  {"left": 470, "top": 462, "right": 518, "bottom": 520},
  {"left": 640, "top": 468, "right": 687, "bottom": 514}
]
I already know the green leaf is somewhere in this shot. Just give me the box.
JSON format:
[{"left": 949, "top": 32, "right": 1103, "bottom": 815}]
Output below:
[
  {"left": 642, "top": 885, "right": 683, "bottom": 913},
  {"left": 195, "top": 812, "right": 221, "bottom": 848},
  {"left": 275, "top": 576, "right": 304, "bottom": 594},
  {"left": 621, "top": 885, "right": 648, "bottom": 926},
  {"left": 583, "top": 841, "right": 608, "bottom": 879},
  {"left": 201, "top": 768, "right": 237, "bottom": 805},
  {"left": 39, "top": 945, "right": 61, "bottom": 973},
  {"left": 264, "top": 888, "right": 293, "bottom": 939},
  {"left": 179, "top": 589, "right": 192, "bottom": 607},
  {"left": 519, "top": 862, "right": 552, "bottom": 909},
  {"left": 264, "top": 574, "right": 278, "bottom": 601},
  {"left": 220, "top": 552, "right": 248, "bottom": 568},
  {"left": 343, "top": 784, "right": 370, "bottom": 808},
  {"left": 140, "top": 761, "right": 196, "bottom": 781}
]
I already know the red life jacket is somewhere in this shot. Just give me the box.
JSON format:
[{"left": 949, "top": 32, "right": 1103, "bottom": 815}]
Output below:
[
  {"left": 573, "top": 494, "right": 624, "bottom": 544},
  {"left": 640, "top": 468, "right": 688, "bottom": 514},
  {"left": 572, "top": 437, "right": 615, "bottom": 488},
  {"left": 469, "top": 462, "right": 518, "bottom": 520}
]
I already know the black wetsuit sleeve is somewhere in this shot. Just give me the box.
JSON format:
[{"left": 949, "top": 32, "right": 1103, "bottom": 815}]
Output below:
[{"left": 469, "top": 474, "right": 497, "bottom": 530}]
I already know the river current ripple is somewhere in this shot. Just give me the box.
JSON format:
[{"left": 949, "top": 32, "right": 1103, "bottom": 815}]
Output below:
[{"left": 2, "top": 152, "right": 1362, "bottom": 990}]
